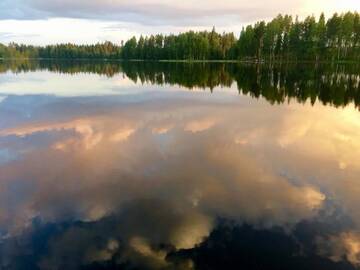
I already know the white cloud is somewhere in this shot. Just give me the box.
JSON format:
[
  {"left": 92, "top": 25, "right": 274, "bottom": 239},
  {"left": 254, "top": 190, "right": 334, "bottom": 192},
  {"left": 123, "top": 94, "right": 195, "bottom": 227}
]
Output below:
[
  {"left": 0, "top": 0, "right": 358, "bottom": 44},
  {"left": 0, "top": 19, "right": 138, "bottom": 45}
]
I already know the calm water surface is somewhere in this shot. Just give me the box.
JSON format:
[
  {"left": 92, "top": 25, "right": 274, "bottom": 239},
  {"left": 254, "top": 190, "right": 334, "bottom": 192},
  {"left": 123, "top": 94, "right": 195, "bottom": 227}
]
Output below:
[{"left": 0, "top": 61, "right": 360, "bottom": 270}]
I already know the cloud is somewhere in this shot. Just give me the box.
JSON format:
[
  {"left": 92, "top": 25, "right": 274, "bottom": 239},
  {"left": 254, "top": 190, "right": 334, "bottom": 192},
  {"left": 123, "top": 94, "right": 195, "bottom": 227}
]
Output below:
[
  {"left": 3, "top": 91, "right": 360, "bottom": 267},
  {"left": 0, "top": 0, "right": 306, "bottom": 25},
  {"left": 184, "top": 118, "right": 216, "bottom": 133},
  {"left": 1, "top": 0, "right": 358, "bottom": 45},
  {"left": 110, "top": 128, "right": 135, "bottom": 142},
  {"left": 0, "top": 96, "right": 328, "bottom": 237},
  {"left": 0, "top": 31, "right": 41, "bottom": 44},
  {"left": 317, "top": 232, "right": 360, "bottom": 266}
]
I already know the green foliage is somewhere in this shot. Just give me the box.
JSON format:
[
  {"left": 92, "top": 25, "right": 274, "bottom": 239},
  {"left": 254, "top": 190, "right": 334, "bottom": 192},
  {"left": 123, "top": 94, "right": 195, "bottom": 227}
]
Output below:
[
  {"left": 0, "top": 12, "right": 359, "bottom": 62},
  {"left": 2, "top": 60, "right": 359, "bottom": 108},
  {"left": 122, "top": 11, "right": 360, "bottom": 62},
  {"left": 0, "top": 42, "right": 121, "bottom": 59}
]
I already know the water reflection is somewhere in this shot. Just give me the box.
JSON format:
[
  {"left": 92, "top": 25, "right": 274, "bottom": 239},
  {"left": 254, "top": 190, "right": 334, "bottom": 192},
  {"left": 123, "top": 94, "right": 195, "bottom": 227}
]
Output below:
[
  {"left": 1, "top": 60, "right": 360, "bottom": 108},
  {"left": 0, "top": 62, "right": 360, "bottom": 269}
]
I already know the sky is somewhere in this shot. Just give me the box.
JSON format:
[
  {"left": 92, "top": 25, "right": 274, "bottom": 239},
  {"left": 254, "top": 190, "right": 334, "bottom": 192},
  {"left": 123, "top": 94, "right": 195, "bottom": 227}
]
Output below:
[{"left": 0, "top": 0, "right": 359, "bottom": 45}]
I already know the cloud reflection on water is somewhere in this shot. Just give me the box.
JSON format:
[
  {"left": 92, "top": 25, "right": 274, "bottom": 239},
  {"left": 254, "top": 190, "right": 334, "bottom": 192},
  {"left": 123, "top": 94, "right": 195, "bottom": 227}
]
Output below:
[{"left": 0, "top": 72, "right": 360, "bottom": 268}]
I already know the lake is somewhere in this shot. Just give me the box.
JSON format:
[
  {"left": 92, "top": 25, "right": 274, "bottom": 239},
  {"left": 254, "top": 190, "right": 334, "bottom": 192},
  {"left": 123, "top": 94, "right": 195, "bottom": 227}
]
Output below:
[{"left": 0, "top": 60, "right": 360, "bottom": 270}]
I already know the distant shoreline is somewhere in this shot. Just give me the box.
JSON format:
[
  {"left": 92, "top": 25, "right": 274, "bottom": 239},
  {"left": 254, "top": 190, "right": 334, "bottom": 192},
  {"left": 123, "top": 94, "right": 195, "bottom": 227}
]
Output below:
[
  {"left": 2, "top": 12, "right": 359, "bottom": 63},
  {"left": 0, "top": 58, "right": 359, "bottom": 64}
]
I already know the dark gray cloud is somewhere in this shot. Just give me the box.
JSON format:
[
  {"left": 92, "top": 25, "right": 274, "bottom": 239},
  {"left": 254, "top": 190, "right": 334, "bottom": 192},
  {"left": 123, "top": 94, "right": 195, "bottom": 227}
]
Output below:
[
  {"left": 0, "top": 0, "right": 47, "bottom": 20},
  {"left": 0, "top": 0, "right": 304, "bottom": 26}
]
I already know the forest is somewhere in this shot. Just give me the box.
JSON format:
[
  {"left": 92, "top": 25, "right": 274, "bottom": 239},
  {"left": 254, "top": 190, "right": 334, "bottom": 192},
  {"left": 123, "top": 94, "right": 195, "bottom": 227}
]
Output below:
[
  {"left": 0, "top": 12, "right": 359, "bottom": 62},
  {"left": 1, "top": 59, "right": 359, "bottom": 109}
]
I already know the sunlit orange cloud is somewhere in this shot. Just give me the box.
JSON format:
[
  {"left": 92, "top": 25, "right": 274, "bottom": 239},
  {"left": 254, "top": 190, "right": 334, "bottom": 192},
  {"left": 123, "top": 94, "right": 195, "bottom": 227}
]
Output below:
[
  {"left": 318, "top": 231, "right": 360, "bottom": 266},
  {"left": 0, "top": 118, "right": 94, "bottom": 137},
  {"left": 4, "top": 97, "right": 360, "bottom": 269},
  {"left": 152, "top": 125, "right": 174, "bottom": 135},
  {"left": 0, "top": 101, "right": 332, "bottom": 238},
  {"left": 277, "top": 105, "right": 360, "bottom": 170},
  {"left": 0, "top": 118, "right": 105, "bottom": 150},
  {"left": 184, "top": 119, "right": 216, "bottom": 133},
  {"left": 0, "top": 116, "right": 139, "bottom": 152},
  {"left": 110, "top": 128, "right": 136, "bottom": 142}
]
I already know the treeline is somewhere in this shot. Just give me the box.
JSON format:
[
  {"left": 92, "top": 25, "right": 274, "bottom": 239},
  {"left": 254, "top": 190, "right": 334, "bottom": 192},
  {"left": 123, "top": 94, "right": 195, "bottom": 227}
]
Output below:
[
  {"left": 0, "top": 59, "right": 123, "bottom": 76},
  {"left": 119, "top": 62, "right": 360, "bottom": 109},
  {"left": 1, "top": 60, "right": 359, "bottom": 108},
  {"left": 122, "top": 12, "right": 360, "bottom": 61},
  {"left": 0, "top": 42, "right": 121, "bottom": 59},
  {"left": 0, "top": 12, "right": 359, "bottom": 62},
  {"left": 122, "top": 31, "right": 236, "bottom": 60},
  {"left": 236, "top": 12, "right": 360, "bottom": 62}
]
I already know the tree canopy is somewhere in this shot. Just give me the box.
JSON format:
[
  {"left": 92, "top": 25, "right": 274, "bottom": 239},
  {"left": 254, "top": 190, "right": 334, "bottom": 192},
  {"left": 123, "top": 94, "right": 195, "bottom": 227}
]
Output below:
[{"left": 1, "top": 12, "right": 359, "bottom": 62}]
